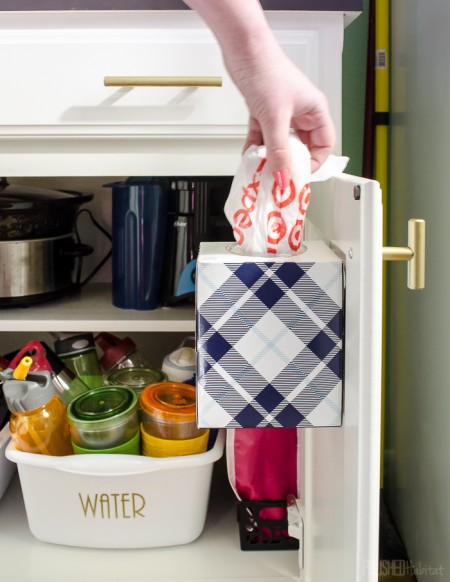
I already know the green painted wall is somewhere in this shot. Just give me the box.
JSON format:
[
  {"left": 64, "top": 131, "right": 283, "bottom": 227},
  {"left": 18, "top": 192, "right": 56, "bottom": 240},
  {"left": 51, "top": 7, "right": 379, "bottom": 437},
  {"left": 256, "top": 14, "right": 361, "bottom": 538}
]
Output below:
[{"left": 342, "top": 1, "right": 369, "bottom": 176}]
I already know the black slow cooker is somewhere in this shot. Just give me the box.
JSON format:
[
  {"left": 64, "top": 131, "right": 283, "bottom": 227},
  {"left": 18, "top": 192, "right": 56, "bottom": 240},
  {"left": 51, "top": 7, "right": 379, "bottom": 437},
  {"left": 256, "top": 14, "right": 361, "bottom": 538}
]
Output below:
[{"left": 0, "top": 178, "right": 95, "bottom": 307}]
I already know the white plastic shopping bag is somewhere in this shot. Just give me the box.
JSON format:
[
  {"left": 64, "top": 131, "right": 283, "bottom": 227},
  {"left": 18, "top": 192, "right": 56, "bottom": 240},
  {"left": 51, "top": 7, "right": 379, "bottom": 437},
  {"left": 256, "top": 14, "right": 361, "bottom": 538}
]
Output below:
[{"left": 224, "top": 136, "right": 348, "bottom": 256}]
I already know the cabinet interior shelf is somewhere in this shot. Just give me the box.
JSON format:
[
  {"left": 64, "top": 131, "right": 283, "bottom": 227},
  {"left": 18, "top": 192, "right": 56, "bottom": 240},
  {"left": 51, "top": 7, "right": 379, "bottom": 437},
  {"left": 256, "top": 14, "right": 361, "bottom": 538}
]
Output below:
[
  {"left": 0, "top": 284, "right": 195, "bottom": 333},
  {"left": 0, "top": 461, "right": 300, "bottom": 582}
]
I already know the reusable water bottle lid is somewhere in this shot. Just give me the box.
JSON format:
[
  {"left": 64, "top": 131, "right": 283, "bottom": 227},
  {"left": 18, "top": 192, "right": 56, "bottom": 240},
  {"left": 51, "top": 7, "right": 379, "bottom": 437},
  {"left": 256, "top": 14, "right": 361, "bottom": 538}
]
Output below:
[
  {"left": 54, "top": 333, "right": 96, "bottom": 357},
  {"left": 0, "top": 368, "right": 56, "bottom": 413},
  {"left": 95, "top": 333, "right": 136, "bottom": 372},
  {"left": 69, "top": 387, "right": 136, "bottom": 422},
  {"left": 107, "top": 367, "right": 167, "bottom": 389},
  {"left": 8, "top": 340, "right": 53, "bottom": 373},
  {"left": 139, "top": 382, "right": 196, "bottom": 423}
]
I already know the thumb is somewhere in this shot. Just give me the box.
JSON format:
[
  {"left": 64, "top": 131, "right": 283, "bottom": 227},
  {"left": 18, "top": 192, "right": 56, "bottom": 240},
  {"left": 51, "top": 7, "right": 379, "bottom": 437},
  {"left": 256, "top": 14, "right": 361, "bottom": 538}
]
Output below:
[{"left": 261, "top": 115, "right": 292, "bottom": 189}]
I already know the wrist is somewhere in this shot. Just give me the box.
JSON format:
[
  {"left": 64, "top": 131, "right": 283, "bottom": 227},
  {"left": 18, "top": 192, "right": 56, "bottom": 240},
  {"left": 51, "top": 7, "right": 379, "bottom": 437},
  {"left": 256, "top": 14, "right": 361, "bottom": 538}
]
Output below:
[{"left": 224, "top": 25, "right": 281, "bottom": 76}]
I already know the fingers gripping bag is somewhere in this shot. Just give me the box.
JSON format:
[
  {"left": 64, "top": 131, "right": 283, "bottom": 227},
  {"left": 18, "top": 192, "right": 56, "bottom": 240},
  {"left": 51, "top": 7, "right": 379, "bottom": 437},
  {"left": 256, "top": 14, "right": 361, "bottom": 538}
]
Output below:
[{"left": 224, "top": 135, "right": 348, "bottom": 256}]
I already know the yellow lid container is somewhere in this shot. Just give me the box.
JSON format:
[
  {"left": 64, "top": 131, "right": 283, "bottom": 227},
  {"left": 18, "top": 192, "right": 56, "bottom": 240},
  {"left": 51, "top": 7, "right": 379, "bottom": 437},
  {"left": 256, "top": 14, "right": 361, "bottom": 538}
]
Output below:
[{"left": 140, "top": 423, "right": 209, "bottom": 458}]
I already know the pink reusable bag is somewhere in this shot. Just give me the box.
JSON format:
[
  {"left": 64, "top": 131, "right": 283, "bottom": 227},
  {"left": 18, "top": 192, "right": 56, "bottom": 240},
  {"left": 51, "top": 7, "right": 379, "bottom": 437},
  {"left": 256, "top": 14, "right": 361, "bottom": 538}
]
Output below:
[{"left": 227, "top": 428, "right": 300, "bottom": 518}]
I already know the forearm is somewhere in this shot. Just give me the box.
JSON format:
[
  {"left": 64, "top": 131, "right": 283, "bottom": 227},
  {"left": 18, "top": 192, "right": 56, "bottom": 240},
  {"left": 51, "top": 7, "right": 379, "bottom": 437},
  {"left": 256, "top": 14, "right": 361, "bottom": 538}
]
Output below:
[
  {"left": 184, "top": 0, "right": 335, "bottom": 173},
  {"left": 183, "top": 0, "right": 280, "bottom": 69}
]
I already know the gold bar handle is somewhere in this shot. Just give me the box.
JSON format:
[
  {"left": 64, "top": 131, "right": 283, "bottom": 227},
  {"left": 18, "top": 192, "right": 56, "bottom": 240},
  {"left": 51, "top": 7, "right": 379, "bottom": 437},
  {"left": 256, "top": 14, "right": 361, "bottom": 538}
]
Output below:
[
  {"left": 382, "top": 218, "right": 426, "bottom": 290},
  {"left": 104, "top": 76, "right": 223, "bottom": 87}
]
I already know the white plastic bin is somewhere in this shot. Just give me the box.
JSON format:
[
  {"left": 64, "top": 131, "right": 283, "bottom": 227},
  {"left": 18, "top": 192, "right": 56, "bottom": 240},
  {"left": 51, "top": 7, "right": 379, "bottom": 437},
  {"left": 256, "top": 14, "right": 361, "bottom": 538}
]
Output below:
[
  {"left": 0, "top": 424, "right": 16, "bottom": 501},
  {"left": 6, "top": 430, "right": 224, "bottom": 549}
]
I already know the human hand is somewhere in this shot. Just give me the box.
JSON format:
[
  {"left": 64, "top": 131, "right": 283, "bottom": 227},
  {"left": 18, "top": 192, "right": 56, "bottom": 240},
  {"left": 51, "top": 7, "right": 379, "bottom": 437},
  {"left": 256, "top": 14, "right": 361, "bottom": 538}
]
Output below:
[
  {"left": 183, "top": 0, "right": 336, "bottom": 188},
  {"left": 225, "top": 42, "right": 336, "bottom": 188}
]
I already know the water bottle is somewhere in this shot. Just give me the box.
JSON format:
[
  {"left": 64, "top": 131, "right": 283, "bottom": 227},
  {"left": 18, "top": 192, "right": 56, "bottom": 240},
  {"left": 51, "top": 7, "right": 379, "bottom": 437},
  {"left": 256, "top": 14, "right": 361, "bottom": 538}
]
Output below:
[
  {"left": 161, "top": 337, "right": 196, "bottom": 384},
  {"left": 41, "top": 343, "right": 90, "bottom": 405},
  {"left": 54, "top": 333, "right": 103, "bottom": 389},
  {"left": 95, "top": 332, "right": 152, "bottom": 373},
  {"left": 1, "top": 356, "right": 73, "bottom": 456},
  {"left": 104, "top": 177, "right": 168, "bottom": 310}
]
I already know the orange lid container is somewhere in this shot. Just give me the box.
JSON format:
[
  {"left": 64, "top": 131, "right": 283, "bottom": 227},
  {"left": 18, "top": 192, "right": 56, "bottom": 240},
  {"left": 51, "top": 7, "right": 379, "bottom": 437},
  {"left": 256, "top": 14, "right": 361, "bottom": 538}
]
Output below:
[
  {"left": 140, "top": 382, "right": 196, "bottom": 423},
  {"left": 139, "top": 382, "right": 204, "bottom": 440}
]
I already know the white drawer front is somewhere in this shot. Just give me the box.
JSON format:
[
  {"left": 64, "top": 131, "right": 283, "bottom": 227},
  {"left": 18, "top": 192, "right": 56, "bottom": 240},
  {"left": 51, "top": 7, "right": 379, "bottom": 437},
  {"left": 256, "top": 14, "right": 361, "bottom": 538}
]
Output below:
[
  {"left": 1, "top": 20, "right": 324, "bottom": 137},
  {"left": 0, "top": 12, "right": 342, "bottom": 175},
  {"left": 2, "top": 30, "right": 243, "bottom": 132}
]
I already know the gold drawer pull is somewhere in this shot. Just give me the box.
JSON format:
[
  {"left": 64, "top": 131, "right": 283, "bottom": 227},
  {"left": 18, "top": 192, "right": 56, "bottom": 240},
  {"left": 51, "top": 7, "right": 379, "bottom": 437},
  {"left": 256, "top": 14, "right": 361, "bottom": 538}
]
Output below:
[
  {"left": 383, "top": 218, "right": 426, "bottom": 290},
  {"left": 104, "top": 76, "right": 223, "bottom": 87}
]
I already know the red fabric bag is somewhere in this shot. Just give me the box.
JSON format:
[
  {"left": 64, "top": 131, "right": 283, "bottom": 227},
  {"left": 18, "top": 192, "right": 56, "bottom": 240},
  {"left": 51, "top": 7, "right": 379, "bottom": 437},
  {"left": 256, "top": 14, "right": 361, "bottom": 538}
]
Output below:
[{"left": 227, "top": 428, "right": 300, "bottom": 520}]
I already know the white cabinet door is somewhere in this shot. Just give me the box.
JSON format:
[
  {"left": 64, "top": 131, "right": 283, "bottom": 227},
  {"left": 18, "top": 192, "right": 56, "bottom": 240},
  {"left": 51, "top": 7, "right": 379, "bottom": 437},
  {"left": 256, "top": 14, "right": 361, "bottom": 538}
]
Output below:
[{"left": 300, "top": 174, "right": 382, "bottom": 582}]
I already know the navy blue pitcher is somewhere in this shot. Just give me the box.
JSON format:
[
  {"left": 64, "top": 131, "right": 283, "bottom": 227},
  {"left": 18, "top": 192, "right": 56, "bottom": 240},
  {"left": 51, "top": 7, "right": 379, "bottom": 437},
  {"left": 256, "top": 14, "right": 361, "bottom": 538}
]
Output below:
[{"left": 105, "top": 178, "right": 167, "bottom": 310}]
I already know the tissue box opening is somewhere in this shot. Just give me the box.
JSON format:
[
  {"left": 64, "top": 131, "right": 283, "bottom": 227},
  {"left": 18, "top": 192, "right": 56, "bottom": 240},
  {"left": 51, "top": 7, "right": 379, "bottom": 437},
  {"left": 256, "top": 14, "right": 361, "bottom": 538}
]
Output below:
[{"left": 196, "top": 241, "right": 343, "bottom": 428}]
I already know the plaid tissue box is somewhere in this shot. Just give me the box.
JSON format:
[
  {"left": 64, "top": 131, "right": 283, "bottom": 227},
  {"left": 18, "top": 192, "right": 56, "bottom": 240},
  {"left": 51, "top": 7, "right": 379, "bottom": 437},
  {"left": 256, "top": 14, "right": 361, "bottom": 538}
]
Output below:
[{"left": 196, "top": 241, "right": 343, "bottom": 428}]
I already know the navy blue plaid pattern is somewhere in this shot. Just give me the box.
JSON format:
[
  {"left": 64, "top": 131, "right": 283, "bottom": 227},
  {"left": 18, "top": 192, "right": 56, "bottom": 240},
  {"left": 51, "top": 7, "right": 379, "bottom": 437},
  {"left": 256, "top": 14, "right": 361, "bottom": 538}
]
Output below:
[{"left": 196, "top": 258, "right": 343, "bottom": 428}]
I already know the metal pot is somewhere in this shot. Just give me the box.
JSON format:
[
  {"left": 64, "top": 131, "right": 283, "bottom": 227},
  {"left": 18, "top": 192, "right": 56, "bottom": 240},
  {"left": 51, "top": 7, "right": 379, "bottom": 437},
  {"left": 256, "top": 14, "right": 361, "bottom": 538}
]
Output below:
[
  {"left": 0, "top": 234, "right": 93, "bottom": 307},
  {"left": 0, "top": 178, "right": 93, "bottom": 241},
  {"left": 0, "top": 179, "right": 101, "bottom": 307}
]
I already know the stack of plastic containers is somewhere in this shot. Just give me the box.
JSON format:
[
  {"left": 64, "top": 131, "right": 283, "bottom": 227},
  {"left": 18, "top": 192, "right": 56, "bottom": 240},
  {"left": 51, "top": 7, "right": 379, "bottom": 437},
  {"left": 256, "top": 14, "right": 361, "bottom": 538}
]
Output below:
[{"left": 2, "top": 335, "right": 224, "bottom": 548}]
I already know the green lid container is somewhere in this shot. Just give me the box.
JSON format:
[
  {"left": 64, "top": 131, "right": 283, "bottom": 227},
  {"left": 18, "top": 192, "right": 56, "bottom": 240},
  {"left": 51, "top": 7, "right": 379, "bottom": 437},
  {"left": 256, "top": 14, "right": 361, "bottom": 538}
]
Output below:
[
  {"left": 106, "top": 367, "right": 167, "bottom": 397},
  {"left": 72, "top": 430, "right": 141, "bottom": 455},
  {"left": 67, "top": 386, "right": 139, "bottom": 450}
]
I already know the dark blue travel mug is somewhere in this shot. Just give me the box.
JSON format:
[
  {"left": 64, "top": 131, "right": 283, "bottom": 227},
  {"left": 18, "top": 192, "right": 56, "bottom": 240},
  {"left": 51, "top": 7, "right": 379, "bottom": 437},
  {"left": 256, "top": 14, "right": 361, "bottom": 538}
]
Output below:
[{"left": 105, "top": 178, "right": 167, "bottom": 310}]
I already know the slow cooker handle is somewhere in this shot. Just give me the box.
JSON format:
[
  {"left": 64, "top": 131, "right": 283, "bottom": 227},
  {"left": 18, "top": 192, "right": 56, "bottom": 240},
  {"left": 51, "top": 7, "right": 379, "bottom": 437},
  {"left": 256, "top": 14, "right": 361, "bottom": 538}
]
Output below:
[{"left": 61, "top": 243, "right": 93, "bottom": 258}]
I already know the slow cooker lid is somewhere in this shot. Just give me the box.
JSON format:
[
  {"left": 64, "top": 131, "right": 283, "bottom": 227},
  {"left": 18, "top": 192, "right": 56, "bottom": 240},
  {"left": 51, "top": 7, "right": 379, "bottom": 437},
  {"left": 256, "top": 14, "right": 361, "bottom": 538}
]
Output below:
[{"left": 0, "top": 178, "right": 93, "bottom": 209}]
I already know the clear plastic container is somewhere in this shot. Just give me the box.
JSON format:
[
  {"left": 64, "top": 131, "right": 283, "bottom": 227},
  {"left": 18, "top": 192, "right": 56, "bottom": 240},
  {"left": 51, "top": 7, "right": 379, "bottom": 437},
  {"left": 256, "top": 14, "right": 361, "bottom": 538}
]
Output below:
[
  {"left": 106, "top": 366, "right": 167, "bottom": 398},
  {"left": 139, "top": 382, "right": 208, "bottom": 457},
  {"left": 67, "top": 386, "right": 139, "bottom": 451}
]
